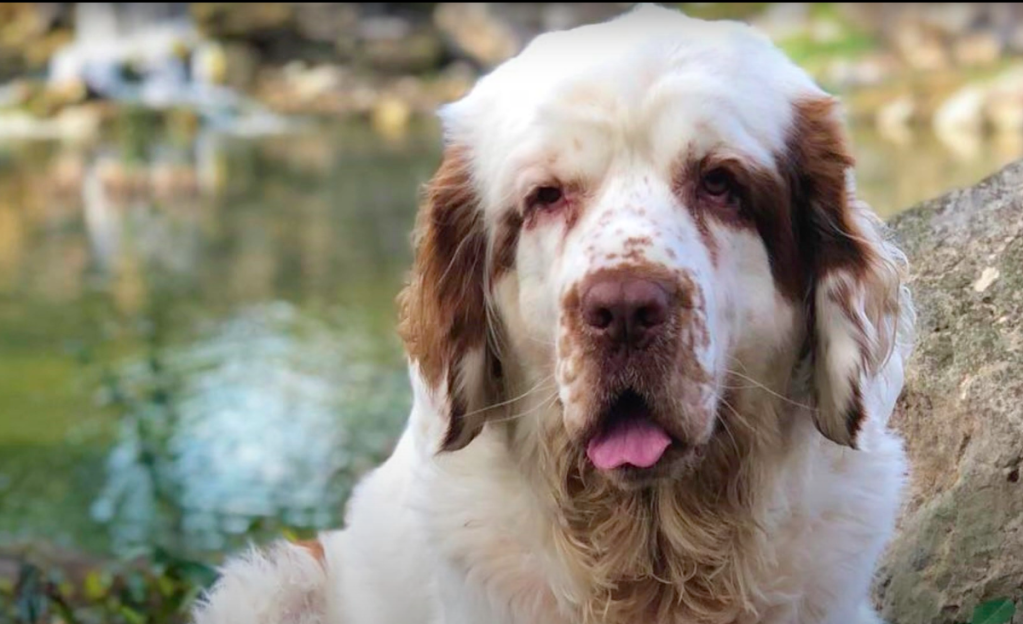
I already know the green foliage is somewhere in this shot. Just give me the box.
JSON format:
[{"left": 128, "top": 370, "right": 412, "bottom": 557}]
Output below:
[
  {"left": 676, "top": 3, "right": 770, "bottom": 21},
  {"left": 970, "top": 599, "right": 1016, "bottom": 624},
  {"left": 0, "top": 548, "right": 219, "bottom": 624}
]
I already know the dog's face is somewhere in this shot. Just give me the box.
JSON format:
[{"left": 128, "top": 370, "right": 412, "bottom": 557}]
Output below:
[{"left": 400, "top": 6, "right": 904, "bottom": 488}]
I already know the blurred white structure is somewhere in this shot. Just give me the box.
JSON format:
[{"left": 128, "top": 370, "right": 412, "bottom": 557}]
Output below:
[{"left": 48, "top": 3, "right": 290, "bottom": 135}]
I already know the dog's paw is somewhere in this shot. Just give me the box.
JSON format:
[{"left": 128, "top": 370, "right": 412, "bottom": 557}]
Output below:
[{"left": 191, "top": 540, "right": 330, "bottom": 624}]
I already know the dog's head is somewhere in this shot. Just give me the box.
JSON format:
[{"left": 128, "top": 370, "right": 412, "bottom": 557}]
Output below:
[{"left": 399, "top": 5, "right": 909, "bottom": 488}]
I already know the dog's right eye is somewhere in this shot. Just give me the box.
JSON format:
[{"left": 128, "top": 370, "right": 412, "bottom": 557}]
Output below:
[{"left": 527, "top": 186, "right": 564, "bottom": 212}]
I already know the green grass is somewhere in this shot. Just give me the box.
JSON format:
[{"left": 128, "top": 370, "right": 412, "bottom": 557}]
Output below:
[{"left": 778, "top": 30, "right": 878, "bottom": 66}]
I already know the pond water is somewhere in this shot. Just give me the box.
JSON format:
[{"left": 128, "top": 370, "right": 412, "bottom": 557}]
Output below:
[{"left": 0, "top": 118, "right": 1018, "bottom": 559}]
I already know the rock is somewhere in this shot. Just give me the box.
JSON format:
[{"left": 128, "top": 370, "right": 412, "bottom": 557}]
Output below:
[
  {"left": 191, "top": 40, "right": 260, "bottom": 91},
  {"left": 993, "top": 3, "right": 1023, "bottom": 54},
  {"left": 750, "top": 3, "right": 811, "bottom": 42},
  {"left": 282, "top": 62, "right": 344, "bottom": 103},
  {"left": 986, "top": 68, "right": 1023, "bottom": 134},
  {"left": 825, "top": 53, "right": 899, "bottom": 91},
  {"left": 371, "top": 95, "right": 412, "bottom": 139},
  {"left": 191, "top": 3, "right": 294, "bottom": 40},
  {"left": 433, "top": 61, "right": 477, "bottom": 104},
  {"left": 917, "top": 3, "right": 981, "bottom": 38},
  {"left": 0, "top": 103, "right": 100, "bottom": 142},
  {"left": 0, "top": 78, "right": 34, "bottom": 108},
  {"left": 356, "top": 25, "right": 444, "bottom": 75},
  {"left": 538, "top": 3, "right": 634, "bottom": 32},
  {"left": 295, "top": 3, "right": 360, "bottom": 46},
  {"left": 875, "top": 95, "right": 916, "bottom": 144},
  {"left": 0, "top": 3, "right": 73, "bottom": 77},
  {"left": 192, "top": 41, "right": 229, "bottom": 85},
  {"left": 434, "top": 3, "right": 522, "bottom": 68},
  {"left": 953, "top": 31, "right": 1003, "bottom": 68},
  {"left": 1010, "top": 24, "right": 1023, "bottom": 55},
  {"left": 933, "top": 85, "right": 987, "bottom": 137},
  {"left": 875, "top": 160, "right": 1023, "bottom": 624},
  {"left": 893, "top": 23, "right": 950, "bottom": 72}
]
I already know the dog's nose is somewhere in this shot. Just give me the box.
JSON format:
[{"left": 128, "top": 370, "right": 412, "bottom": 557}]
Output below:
[{"left": 581, "top": 275, "right": 674, "bottom": 348}]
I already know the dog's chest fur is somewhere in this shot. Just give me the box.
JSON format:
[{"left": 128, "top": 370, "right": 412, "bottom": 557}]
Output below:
[{"left": 416, "top": 416, "right": 896, "bottom": 624}]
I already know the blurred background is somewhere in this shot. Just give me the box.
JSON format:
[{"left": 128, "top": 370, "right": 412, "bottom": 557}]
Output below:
[{"left": 0, "top": 3, "right": 1021, "bottom": 621}]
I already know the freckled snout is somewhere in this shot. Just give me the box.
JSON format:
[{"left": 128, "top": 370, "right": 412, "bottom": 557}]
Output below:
[{"left": 581, "top": 274, "right": 677, "bottom": 350}]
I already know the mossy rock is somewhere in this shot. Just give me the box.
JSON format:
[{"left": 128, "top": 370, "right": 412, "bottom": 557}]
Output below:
[{"left": 875, "top": 160, "right": 1023, "bottom": 624}]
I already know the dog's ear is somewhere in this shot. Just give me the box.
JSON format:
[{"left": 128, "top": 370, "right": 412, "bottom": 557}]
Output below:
[
  {"left": 397, "top": 146, "right": 499, "bottom": 452},
  {"left": 789, "top": 97, "right": 909, "bottom": 448}
]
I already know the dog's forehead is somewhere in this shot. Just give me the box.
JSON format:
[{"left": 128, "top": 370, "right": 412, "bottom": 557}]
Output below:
[{"left": 441, "top": 5, "right": 822, "bottom": 209}]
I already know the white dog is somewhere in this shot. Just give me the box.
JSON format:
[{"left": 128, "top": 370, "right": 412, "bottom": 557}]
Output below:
[{"left": 192, "top": 5, "right": 915, "bottom": 623}]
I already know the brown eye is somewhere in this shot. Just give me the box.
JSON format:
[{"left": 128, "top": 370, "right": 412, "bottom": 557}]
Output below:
[
  {"left": 700, "top": 168, "right": 734, "bottom": 198},
  {"left": 528, "top": 185, "right": 564, "bottom": 211}
]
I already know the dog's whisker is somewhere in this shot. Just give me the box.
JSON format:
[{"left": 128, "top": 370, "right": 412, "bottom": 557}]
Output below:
[
  {"left": 716, "top": 398, "right": 744, "bottom": 455},
  {"left": 460, "top": 374, "right": 556, "bottom": 420},
  {"left": 722, "top": 364, "right": 816, "bottom": 412},
  {"left": 489, "top": 390, "right": 560, "bottom": 425}
]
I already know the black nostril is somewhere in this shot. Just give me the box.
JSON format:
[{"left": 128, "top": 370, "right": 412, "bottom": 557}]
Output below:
[
  {"left": 590, "top": 307, "right": 614, "bottom": 330},
  {"left": 636, "top": 304, "right": 667, "bottom": 328}
]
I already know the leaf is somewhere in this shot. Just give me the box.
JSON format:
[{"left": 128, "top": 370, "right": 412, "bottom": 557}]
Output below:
[
  {"left": 84, "top": 571, "right": 108, "bottom": 601},
  {"left": 49, "top": 595, "right": 81, "bottom": 624},
  {"left": 172, "top": 560, "right": 219, "bottom": 589},
  {"left": 972, "top": 599, "right": 1016, "bottom": 624},
  {"left": 156, "top": 574, "right": 177, "bottom": 598},
  {"left": 120, "top": 605, "right": 145, "bottom": 624},
  {"left": 175, "top": 584, "right": 205, "bottom": 614}
]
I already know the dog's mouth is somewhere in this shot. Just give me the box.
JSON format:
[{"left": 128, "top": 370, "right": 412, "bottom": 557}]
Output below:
[{"left": 586, "top": 389, "right": 677, "bottom": 471}]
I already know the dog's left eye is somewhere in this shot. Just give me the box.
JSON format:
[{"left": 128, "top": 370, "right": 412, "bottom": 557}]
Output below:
[
  {"left": 700, "top": 168, "right": 735, "bottom": 198},
  {"left": 527, "top": 186, "right": 564, "bottom": 211}
]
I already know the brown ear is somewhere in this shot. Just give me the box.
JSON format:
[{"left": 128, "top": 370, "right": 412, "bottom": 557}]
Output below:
[
  {"left": 397, "top": 146, "right": 499, "bottom": 452},
  {"left": 789, "top": 98, "right": 907, "bottom": 448}
]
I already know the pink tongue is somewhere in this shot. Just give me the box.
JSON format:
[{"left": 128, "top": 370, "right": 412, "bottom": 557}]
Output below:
[{"left": 587, "top": 418, "right": 672, "bottom": 470}]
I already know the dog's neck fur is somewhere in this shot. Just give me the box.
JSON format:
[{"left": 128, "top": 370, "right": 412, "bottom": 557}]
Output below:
[{"left": 495, "top": 380, "right": 791, "bottom": 624}]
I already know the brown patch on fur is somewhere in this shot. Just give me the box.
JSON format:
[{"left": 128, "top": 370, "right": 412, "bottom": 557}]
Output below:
[
  {"left": 397, "top": 146, "right": 502, "bottom": 451},
  {"left": 785, "top": 97, "right": 907, "bottom": 448},
  {"left": 669, "top": 99, "right": 872, "bottom": 305},
  {"left": 624, "top": 235, "right": 653, "bottom": 249},
  {"left": 673, "top": 152, "right": 795, "bottom": 282},
  {"left": 293, "top": 539, "right": 325, "bottom": 566},
  {"left": 622, "top": 248, "right": 647, "bottom": 263},
  {"left": 493, "top": 210, "right": 523, "bottom": 277},
  {"left": 843, "top": 381, "right": 866, "bottom": 445},
  {"left": 786, "top": 98, "right": 872, "bottom": 279},
  {"left": 442, "top": 368, "right": 472, "bottom": 449},
  {"left": 398, "top": 146, "right": 485, "bottom": 388}
]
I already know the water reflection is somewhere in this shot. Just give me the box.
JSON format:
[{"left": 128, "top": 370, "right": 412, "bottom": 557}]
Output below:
[
  {"left": 0, "top": 117, "right": 1017, "bottom": 558},
  {"left": 851, "top": 128, "right": 1021, "bottom": 216},
  {"left": 92, "top": 301, "right": 410, "bottom": 556},
  {"left": 0, "top": 122, "right": 438, "bottom": 556}
]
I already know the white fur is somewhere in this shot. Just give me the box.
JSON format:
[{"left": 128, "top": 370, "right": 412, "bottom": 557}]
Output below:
[{"left": 193, "top": 6, "right": 913, "bottom": 624}]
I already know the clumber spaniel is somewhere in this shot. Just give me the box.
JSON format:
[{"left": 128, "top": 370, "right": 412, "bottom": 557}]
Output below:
[{"left": 193, "top": 5, "right": 915, "bottom": 624}]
